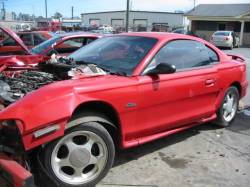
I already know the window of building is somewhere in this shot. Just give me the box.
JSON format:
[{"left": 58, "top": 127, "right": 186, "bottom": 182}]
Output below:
[
  {"left": 196, "top": 21, "right": 217, "bottom": 31},
  {"left": 244, "top": 22, "right": 250, "bottom": 33},
  {"left": 218, "top": 23, "right": 226, "bottom": 30}
]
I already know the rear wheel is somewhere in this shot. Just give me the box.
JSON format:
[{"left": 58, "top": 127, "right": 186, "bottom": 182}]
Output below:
[
  {"left": 43, "top": 122, "right": 115, "bottom": 187},
  {"left": 215, "top": 86, "right": 239, "bottom": 127},
  {"left": 230, "top": 43, "right": 233, "bottom": 50}
]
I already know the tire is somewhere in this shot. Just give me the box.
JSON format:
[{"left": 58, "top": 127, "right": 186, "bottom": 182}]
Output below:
[
  {"left": 215, "top": 86, "right": 239, "bottom": 127},
  {"left": 230, "top": 44, "right": 233, "bottom": 50},
  {"left": 42, "top": 121, "right": 115, "bottom": 187}
]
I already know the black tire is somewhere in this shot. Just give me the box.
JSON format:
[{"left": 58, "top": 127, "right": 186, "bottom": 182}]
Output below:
[
  {"left": 230, "top": 44, "right": 233, "bottom": 50},
  {"left": 215, "top": 86, "right": 239, "bottom": 127},
  {"left": 42, "top": 121, "right": 115, "bottom": 187}
]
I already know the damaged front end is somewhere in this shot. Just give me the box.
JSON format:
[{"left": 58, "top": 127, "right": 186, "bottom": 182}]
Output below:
[
  {"left": 0, "top": 120, "right": 35, "bottom": 187},
  {"left": 0, "top": 71, "right": 55, "bottom": 106},
  {"left": 0, "top": 59, "right": 107, "bottom": 107},
  {"left": 0, "top": 60, "right": 108, "bottom": 186}
]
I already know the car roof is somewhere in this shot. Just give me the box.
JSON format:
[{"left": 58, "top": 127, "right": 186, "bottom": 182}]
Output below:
[
  {"left": 116, "top": 32, "right": 200, "bottom": 42},
  {"left": 18, "top": 31, "right": 52, "bottom": 34},
  {"left": 57, "top": 32, "right": 103, "bottom": 38}
]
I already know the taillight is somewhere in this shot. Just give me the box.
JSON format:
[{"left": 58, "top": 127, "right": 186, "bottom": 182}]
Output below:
[{"left": 224, "top": 37, "right": 229, "bottom": 41}]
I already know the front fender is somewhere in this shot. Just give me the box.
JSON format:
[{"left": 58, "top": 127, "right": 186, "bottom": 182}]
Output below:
[{"left": 0, "top": 86, "right": 101, "bottom": 150}]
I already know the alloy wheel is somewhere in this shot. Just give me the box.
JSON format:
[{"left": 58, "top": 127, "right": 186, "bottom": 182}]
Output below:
[
  {"left": 222, "top": 91, "right": 237, "bottom": 122},
  {"left": 50, "top": 131, "right": 108, "bottom": 185}
]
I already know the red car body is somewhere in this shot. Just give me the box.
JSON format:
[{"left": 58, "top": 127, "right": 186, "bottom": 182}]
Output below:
[
  {"left": 0, "top": 26, "right": 102, "bottom": 70},
  {"left": 0, "top": 32, "right": 248, "bottom": 186}
]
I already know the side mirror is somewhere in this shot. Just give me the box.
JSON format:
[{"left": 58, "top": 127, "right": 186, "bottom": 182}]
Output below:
[{"left": 146, "top": 63, "right": 176, "bottom": 76}]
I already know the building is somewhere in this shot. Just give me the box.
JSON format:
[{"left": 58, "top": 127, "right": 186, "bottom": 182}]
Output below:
[
  {"left": 185, "top": 4, "right": 250, "bottom": 45},
  {"left": 62, "top": 18, "right": 82, "bottom": 31},
  {"left": 81, "top": 10, "right": 184, "bottom": 32}
]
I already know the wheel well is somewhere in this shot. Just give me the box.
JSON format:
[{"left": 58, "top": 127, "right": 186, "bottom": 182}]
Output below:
[
  {"left": 230, "top": 82, "right": 242, "bottom": 96},
  {"left": 69, "top": 101, "right": 121, "bottom": 144}
]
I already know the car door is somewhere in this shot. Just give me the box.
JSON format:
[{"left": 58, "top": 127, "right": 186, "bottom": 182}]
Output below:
[{"left": 135, "top": 40, "right": 220, "bottom": 138}]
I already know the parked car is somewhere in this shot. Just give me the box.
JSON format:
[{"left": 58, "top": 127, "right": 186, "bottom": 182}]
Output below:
[
  {"left": 0, "top": 32, "right": 248, "bottom": 187},
  {"left": 0, "top": 26, "right": 102, "bottom": 70},
  {"left": 210, "top": 31, "right": 240, "bottom": 49},
  {"left": 18, "top": 31, "right": 55, "bottom": 48},
  {"left": 0, "top": 31, "right": 54, "bottom": 54}
]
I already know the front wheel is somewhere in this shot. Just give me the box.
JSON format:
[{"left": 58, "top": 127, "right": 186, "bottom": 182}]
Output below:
[
  {"left": 42, "top": 122, "right": 115, "bottom": 187},
  {"left": 215, "top": 86, "right": 239, "bottom": 127}
]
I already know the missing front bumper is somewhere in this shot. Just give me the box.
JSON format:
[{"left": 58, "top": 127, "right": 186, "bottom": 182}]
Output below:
[{"left": 0, "top": 153, "right": 35, "bottom": 187}]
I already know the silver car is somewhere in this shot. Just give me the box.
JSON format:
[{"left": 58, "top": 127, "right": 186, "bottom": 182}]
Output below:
[{"left": 210, "top": 31, "right": 240, "bottom": 49}]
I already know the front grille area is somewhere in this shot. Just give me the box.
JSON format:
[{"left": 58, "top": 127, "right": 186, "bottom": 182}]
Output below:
[{"left": 0, "top": 121, "right": 25, "bottom": 156}]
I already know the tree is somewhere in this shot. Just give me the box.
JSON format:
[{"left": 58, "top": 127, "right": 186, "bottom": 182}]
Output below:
[{"left": 53, "top": 12, "right": 63, "bottom": 19}]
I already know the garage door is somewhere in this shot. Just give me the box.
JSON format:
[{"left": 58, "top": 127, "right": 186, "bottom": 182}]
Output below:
[
  {"left": 133, "top": 19, "right": 148, "bottom": 31},
  {"left": 111, "top": 19, "right": 124, "bottom": 27},
  {"left": 89, "top": 19, "right": 100, "bottom": 27}
]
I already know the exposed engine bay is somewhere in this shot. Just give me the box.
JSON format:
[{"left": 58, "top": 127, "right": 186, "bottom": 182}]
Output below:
[{"left": 0, "top": 59, "right": 107, "bottom": 107}]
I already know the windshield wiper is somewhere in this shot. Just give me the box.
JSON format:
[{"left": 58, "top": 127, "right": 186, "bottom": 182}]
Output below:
[
  {"left": 109, "top": 71, "right": 127, "bottom": 76},
  {"left": 74, "top": 60, "right": 127, "bottom": 76}
]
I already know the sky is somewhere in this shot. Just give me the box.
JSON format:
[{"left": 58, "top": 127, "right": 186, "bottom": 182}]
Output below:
[{"left": 4, "top": 0, "right": 250, "bottom": 18}]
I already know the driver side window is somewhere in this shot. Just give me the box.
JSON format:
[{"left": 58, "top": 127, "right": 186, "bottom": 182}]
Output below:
[{"left": 145, "top": 40, "right": 219, "bottom": 73}]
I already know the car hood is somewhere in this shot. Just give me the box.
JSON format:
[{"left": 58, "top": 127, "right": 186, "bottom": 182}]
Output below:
[
  {"left": 0, "top": 75, "right": 137, "bottom": 132},
  {"left": 1, "top": 26, "right": 31, "bottom": 55}
]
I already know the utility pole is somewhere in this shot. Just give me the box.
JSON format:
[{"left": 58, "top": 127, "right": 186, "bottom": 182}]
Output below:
[
  {"left": 45, "top": 0, "right": 47, "bottom": 18},
  {"left": 71, "top": 6, "right": 73, "bottom": 19},
  {"left": 125, "top": 0, "right": 130, "bottom": 32},
  {"left": 194, "top": 0, "right": 196, "bottom": 10},
  {"left": 2, "top": 2, "right": 5, "bottom": 20},
  {"left": 0, "top": 0, "right": 7, "bottom": 20}
]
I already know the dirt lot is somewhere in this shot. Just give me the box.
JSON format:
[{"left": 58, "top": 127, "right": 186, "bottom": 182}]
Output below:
[{"left": 97, "top": 48, "right": 250, "bottom": 187}]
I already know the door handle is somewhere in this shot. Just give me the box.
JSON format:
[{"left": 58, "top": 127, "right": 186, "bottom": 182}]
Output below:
[{"left": 205, "top": 79, "right": 215, "bottom": 86}]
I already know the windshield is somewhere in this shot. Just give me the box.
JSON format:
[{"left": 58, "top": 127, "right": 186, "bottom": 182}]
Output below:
[
  {"left": 214, "top": 31, "right": 230, "bottom": 36},
  {"left": 69, "top": 36, "right": 158, "bottom": 76},
  {"left": 31, "top": 36, "right": 61, "bottom": 54}
]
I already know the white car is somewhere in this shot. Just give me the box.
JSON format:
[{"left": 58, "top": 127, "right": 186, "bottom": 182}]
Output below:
[
  {"left": 98, "top": 24, "right": 114, "bottom": 32},
  {"left": 210, "top": 31, "right": 240, "bottom": 49}
]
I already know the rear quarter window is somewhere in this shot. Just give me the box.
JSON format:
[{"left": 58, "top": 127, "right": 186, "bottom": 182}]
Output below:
[{"left": 214, "top": 32, "right": 230, "bottom": 36}]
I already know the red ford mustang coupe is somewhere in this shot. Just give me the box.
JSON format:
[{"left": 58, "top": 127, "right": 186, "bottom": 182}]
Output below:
[{"left": 0, "top": 32, "right": 248, "bottom": 187}]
